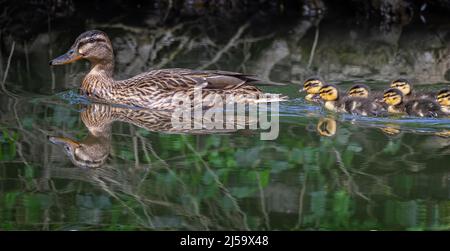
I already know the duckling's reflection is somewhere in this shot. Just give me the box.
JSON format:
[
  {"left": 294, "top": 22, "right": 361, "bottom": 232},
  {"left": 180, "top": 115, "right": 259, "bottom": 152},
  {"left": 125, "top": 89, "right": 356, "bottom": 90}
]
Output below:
[
  {"left": 316, "top": 117, "right": 337, "bottom": 137},
  {"left": 49, "top": 103, "right": 250, "bottom": 168},
  {"left": 316, "top": 117, "right": 450, "bottom": 139},
  {"left": 315, "top": 116, "right": 450, "bottom": 172},
  {"left": 379, "top": 124, "right": 402, "bottom": 138}
]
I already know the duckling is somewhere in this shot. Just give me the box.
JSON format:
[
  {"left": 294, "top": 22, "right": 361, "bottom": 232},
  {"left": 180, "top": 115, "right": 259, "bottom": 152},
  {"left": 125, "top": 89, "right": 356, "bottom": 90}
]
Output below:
[
  {"left": 49, "top": 30, "right": 286, "bottom": 110},
  {"left": 347, "top": 84, "right": 384, "bottom": 100},
  {"left": 383, "top": 88, "right": 443, "bottom": 117},
  {"left": 436, "top": 88, "right": 450, "bottom": 115},
  {"left": 346, "top": 84, "right": 386, "bottom": 115},
  {"left": 319, "top": 84, "right": 383, "bottom": 116},
  {"left": 318, "top": 84, "right": 346, "bottom": 112},
  {"left": 300, "top": 77, "right": 324, "bottom": 102},
  {"left": 390, "top": 79, "right": 434, "bottom": 101},
  {"left": 347, "top": 84, "right": 371, "bottom": 98}
]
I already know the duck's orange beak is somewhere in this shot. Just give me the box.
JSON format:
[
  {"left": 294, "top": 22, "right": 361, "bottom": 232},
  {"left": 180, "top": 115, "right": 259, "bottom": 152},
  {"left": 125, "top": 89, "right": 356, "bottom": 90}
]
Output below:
[{"left": 49, "top": 49, "right": 82, "bottom": 66}]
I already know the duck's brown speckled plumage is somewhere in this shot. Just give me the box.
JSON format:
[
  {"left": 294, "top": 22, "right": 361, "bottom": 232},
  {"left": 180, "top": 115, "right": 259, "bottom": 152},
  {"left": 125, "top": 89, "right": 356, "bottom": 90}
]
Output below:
[
  {"left": 81, "top": 68, "right": 267, "bottom": 110},
  {"left": 50, "top": 30, "right": 285, "bottom": 110}
]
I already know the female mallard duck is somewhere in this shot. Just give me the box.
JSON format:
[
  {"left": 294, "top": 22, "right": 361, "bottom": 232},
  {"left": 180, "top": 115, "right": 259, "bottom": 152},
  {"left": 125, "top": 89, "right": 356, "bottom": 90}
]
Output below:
[
  {"left": 383, "top": 88, "right": 443, "bottom": 117},
  {"left": 436, "top": 89, "right": 450, "bottom": 115},
  {"left": 390, "top": 79, "right": 434, "bottom": 101},
  {"left": 299, "top": 77, "right": 324, "bottom": 102},
  {"left": 49, "top": 30, "right": 285, "bottom": 110},
  {"left": 319, "top": 84, "right": 383, "bottom": 116}
]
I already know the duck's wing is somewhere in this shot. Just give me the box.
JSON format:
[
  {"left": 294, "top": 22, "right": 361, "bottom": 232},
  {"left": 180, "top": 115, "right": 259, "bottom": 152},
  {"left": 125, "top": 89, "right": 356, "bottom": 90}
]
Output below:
[
  {"left": 181, "top": 69, "right": 287, "bottom": 87},
  {"left": 125, "top": 68, "right": 285, "bottom": 91}
]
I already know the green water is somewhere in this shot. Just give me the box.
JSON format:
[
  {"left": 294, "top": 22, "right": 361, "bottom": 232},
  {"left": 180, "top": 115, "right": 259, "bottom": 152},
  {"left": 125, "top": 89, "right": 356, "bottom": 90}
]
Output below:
[{"left": 1, "top": 13, "right": 450, "bottom": 231}]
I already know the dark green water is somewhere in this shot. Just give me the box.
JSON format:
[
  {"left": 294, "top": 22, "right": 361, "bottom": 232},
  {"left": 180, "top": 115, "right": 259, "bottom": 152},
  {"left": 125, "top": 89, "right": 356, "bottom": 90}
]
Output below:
[{"left": 1, "top": 13, "right": 450, "bottom": 230}]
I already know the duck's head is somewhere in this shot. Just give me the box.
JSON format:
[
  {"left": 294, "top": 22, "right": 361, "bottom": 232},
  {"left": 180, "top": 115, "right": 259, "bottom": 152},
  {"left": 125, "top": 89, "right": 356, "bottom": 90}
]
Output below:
[
  {"left": 49, "top": 135, "right": 110, "bottom": 168},
  {"left": 300, "top": 77, "right": 324, "bottom": 94},
  {"left": 383, "top": 88, "right": 404, "bottom": 106},
  {"left": 49, "top": 30, "right": 113, "bottom": 66},
  {"left": 437, "top": 89, "right": 450, "bottom": 107},
  {"left": 347, "top": 84, "right": 370, "bottom": 98},
  {"left": 390, "top": 79, "right": 412, "bottom": 96},
  {"left": 319, "top": 84, "right": 339, "bottom": 101}
]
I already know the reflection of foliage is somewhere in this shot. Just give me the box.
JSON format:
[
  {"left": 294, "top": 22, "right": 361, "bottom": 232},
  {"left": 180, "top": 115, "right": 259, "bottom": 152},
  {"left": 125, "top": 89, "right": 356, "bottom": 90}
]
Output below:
[
  {"left": 0, "top": 126, "right": 18, "bottom": 161},
  {"left": 1, "top": 100, "right": 450, "bottom": 230}
]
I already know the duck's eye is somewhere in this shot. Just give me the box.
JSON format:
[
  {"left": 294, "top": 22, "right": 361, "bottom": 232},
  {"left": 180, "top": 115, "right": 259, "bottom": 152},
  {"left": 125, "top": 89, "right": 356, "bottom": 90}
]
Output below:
[{"left": 64, "top": 145, "right": 70, "bottom": 151}]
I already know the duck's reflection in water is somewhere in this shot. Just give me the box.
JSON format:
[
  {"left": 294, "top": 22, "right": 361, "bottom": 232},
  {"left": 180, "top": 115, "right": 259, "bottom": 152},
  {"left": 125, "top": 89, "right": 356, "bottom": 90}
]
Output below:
[{"left": 48, "top": 103, "right": 256, "bottom": 168}]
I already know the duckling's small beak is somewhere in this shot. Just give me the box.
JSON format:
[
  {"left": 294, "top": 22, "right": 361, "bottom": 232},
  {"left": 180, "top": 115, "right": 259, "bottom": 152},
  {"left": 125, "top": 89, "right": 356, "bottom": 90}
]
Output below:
[
  {"left": 49, "top": 49, "right": 82, "bottom": 66},
  {"left": 48, "top": 136, "right": 80, "bottom": 148},
  {"left": 311, "top": 94, "right": 321, "bottom": 101}
]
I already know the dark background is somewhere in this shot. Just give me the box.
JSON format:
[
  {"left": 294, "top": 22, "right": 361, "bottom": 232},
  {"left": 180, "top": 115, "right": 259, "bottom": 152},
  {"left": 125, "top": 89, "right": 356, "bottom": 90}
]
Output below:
[{"left": 2, "top": 0, "right": 450, "bottom": 39}]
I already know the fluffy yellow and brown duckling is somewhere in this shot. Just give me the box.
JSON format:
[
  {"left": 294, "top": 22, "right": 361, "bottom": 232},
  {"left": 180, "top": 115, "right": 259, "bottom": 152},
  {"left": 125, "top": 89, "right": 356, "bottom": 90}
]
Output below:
[
  {"left": 347, "top": 84, "right": 371, "bottom": 98},
  {"left": 347, "top": 83, "right": 385, "bottom": 100},
  {"left": 318, "top": 84, "right": 346, "bottom": 112},
  {"left": 49, "top": 30, "right": 285, "bottom": 110},
  {"left": 383, "top": 88, "right": 443, "bottom": 117},
  {"left": 436, "top": 88, "right": 450, "bottom": 115},
  {"left": 300, "top": 77, "right": 324, "bottom": 102},
  {"left": 390, "top": 79, "right": 434, "bottom": 101},
  {"left": 319, "top": 84, "right": 383, "bottom": 116},
  {"left": 346, "top": 84, "right": 386, "bottom": 115}
]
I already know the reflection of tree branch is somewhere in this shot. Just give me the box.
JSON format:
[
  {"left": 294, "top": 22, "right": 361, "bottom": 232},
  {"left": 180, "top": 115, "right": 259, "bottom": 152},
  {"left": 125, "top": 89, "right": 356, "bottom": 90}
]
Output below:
[
  {"left": 155, "top": 37, "right": 189, "bottom": 69},
  {"left": 296, "top": 172, "right": 307, "bottom": 229},
  {"left": 307, "top": 25, "right": 319, "bottom": 69},
  {"left": 90, "top": 23, "right": 146, "bottom": 33},
  {"left": 333, "top": 148, "right": 370, "bottom": 202},
  {"left": 253, "top": 159, "right": 270, "bottom": 230},
  {"left": 199, "top": 22, "right": 250, "bottom": 70},
  {"left": 183, "top": 136, "right": 250, "bottom": 230},
  {"left": 1, "top": 41, "right": 18, "bottom": 98}
]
